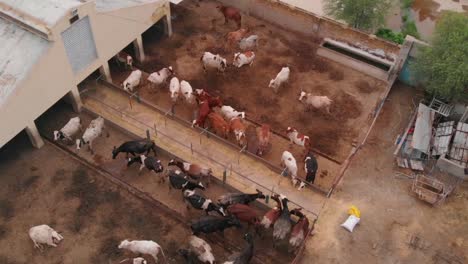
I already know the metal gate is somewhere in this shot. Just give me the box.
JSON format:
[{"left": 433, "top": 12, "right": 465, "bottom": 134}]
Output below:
[{"left": 61, "top": 16, "right": 97, "bottom": 74}]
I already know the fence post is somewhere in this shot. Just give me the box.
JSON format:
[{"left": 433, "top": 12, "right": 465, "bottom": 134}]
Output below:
[
  {"left": 223, "top": 168, "right": 227, "bottom": 184},
  {"left": 230, "top": 164, "right": 233, "bottom": 176},
  {"left": 146, "top": 129, "right": 150, "bottom": 140},
  {"left": 171, "top": 104, "right": 175, "bottom": 115},
  {"left": 190, "top": 143, "right": 193, "bottom": 155},
  {"left": 129, "top": 96, "right": 133, "bottom": 109},
  {"left": 265, "top": 194, "right": 270, "bottom": 204},
  {"left": 154, "top": 123, "right": 157, "bottom": 137}
]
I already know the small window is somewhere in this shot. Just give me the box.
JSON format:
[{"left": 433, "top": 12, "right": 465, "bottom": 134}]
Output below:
[{"left": 69, "top": 15, "right": 79, "bottom": 24}]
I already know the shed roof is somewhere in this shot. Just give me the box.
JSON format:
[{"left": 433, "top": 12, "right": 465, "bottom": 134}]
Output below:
[
  {"left": 0, "top": 18, "right": 49, "bottom": 108},
  {"left": 95, "top": 0, "right": 165, "bottom": 12},
  {"left": 411, "top": 103, "right": 435, "bottom": 154},
  {"left": 0, "top": 0, "right": 82, "bottom": 36}
]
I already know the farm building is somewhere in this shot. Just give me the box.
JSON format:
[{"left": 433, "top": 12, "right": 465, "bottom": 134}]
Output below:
[{"left": 0, "top": 0, "right": 173, "bottom": 149}]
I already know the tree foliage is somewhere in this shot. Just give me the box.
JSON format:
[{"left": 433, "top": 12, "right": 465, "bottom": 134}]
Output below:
[
  {"left": 324, "top": 0, "right": 392, "bottom": 31},
  {"left": 411, "top": 12, "right": 468, "bottom": 101},
  {"left": 376, "top": 28, "right": 405, "bottom": 44}
]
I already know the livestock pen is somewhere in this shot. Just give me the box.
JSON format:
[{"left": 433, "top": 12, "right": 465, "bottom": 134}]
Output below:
[
  {"left": 108, "top": 0, "right": 393, "bottom": 193},
  {"left": 32, "top": 99, "right": 318, "bottom": 263}
]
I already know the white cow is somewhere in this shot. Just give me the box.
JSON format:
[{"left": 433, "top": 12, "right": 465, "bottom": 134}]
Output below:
[
  {"left": 233, "top": 51, "right": 255, "bottom": 68},
  {"left": 118, "top": 240, "right": 166, "bottom": 263},
  {"left": 76, "top": 116, "right": 107, "bottom": 153},
  {"left": 281, "top": 151, "right": 298, "bottom": 186},
  {"left": 180, "top": 80, "right": 194, "bottom": 103},
  {"left": 29, "top": 225, "right": 64, "bottom": 250},
  {"left": 189, "top": 236, "right": 215, "bottom": 264},
  {"left": 239, "top": 35, "right": 258, "bottom": 51},
  {"left": 221, "top": 105, "right": 245, "bottom": 121},
  {"left": 147, "top": 67, "right": 173, "bottom": 88},
  {"left": 299, "top": 92, "right": 332, "bottom": 113},
  {"left": 54, "top": 117, "right": 82, "bottom": 142},
  {"left": 119, "top": 257, "right": 147, "bottom": 264},
  {"left": 269, "top": 67, "right": 290, "bottom": 93},
  {"left": 201, "top": 52, "right": 227, "bottom": 72},
  {"left": 169, "top": 77, "right": 180, "bottom": 103},
  {"left": 123, "top": 70, "right": 142, "bottom": 92}
]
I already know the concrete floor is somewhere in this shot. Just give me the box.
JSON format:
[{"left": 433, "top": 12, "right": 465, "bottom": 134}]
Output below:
[{"left": 81, "top": 82, "right": 326, "bottom": 218}]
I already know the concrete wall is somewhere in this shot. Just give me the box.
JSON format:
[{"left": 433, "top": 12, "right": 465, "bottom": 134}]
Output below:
[
  {"left": 218, "top": 0, "right": 400, "bottom": 56},
  {"left": 437, "top": 155, "right": 467, "bottom": 180},
  {"left": 0, "top": 0, "right": 170, "bottom": 148}
]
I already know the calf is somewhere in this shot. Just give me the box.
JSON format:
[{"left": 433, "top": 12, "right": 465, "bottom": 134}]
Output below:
[
  {"left": 218, "top": 189, "right": 266, "bottom": 208},
  {"left": 260, "top": 194, "right": 282, "bottom": 229},
  {"left": 281, "top": 151, "right": 298, "bottom": 187},
  {"left": 230, "top": 117, "right": 246, "bottom": 147},
  {"left": 127, "top": 155, "right": 164, "bottom": 181},
  {"left": 191, "top": 215, "right": 241, "bottom": 236},
  {"left": 76, "top": 116, "right": 108, "bottom": 154},
  {"left": 180, "top": 80, "right": 194, "bottom": 104},
  {"left": 118, "top": 240, "right": 166, "bottom": 264},
  {"left": 233, "top": 51, "right": 255, "bottom": 68},
  {"left": 115, "top": 51, "right": 133, "bottom": 69},
  {"left": 216, "top": 5, "right": 241, "bottom": 28},
  {"left": 183, "top": 189, "right": 226, "bottom": 216},
  {"left": 269, "top": 67, "right": 290, "bottom": 93},
  {"left": 201, "top": 52, "right": 227, "bottom": 73},
  {"left": 221, "top": 105, "right": 245, "bottom": 121},
  {"left": 112, "top": 139, "right": 157, "bottom": 159},
  {"left": 289, "top": 209, "right": 310, "bottom": 249},
  {"left": 239, "top": 35, "right": 259, "bottom": 50},
  {"left": 192, "top": 100, "right": 211, "bottom": 128},
  {"left": 147, "top": 66, "right": 173, "bottom": 88},
  {"left": 286, "top": 127, "right": 310, "bottom": 149},
  {"left": 123, "top": 70, "right": 142, "bottom": 92},
  {"left": 304, "top": 151, "right": 318, "bottom": 187},
  {"left": 54, "top": 117, "right": 82, "bottom": 143},
  {"left": 167, "top": 170, "right": 205, "bottom": 191},
  {"left": 168, "top": 159, "right": 212, "bottom": 186},
  {"left": 188, "top": 236, "right": 215, "bottom": 264},
  {"left": 299, "top": 92, "right": 332, "bottom": 113},
  {"left": 207, "top": 112, "right": 229, "bottom": 139},
  {"left": 29, "top": 225, "right": 63, "bottom": 250},
  {"left": 226, "top": 28, "right": 249, "bottom": 47},
  {"left": 256, "top": 124, "right": 271, "bottom": 156},
  {"left": 169, "top": 77, "right": 180, "bottom": 102},
  {"left": 227, "top": 204, "right": 261, "bottom": 233}
]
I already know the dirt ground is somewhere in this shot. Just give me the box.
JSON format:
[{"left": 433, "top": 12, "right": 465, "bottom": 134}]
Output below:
[
  {"left": 302, "top": 83, "right": 468, "bottom": 264},
  {"left": 30, "top": 100, "right": 297, "bottom": 263},
  {"left": 112, "top": 0, "right": 387, "bottom": 165}
]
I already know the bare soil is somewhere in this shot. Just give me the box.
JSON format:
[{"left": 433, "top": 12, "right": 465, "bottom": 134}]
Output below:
[
  {"left": 30, "top": 100, "right": 296, "bottom": 263},
  {"left": 111, "top": 0, "right": 387, "bottom": 164}
]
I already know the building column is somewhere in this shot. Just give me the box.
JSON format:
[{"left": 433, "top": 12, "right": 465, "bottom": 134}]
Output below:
[
  {"left": 25, "top": 121, "right": 44, "bottom": 149},
  {"left": 99, "top": 62, "right": 113, "bottom": 82},
  {"left": 133, "top": 35, "right": 146, "bottom": 62},
  {"left": 163, "top": 14, "right": 173, "bottom": 37},
  {"left": 68, "top": 86, "right": 83, "bottom": 113}
]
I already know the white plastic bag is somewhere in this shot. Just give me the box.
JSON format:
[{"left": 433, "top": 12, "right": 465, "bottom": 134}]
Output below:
[{"left": 341, "top": 215, "right": 360, "bottom": 232}]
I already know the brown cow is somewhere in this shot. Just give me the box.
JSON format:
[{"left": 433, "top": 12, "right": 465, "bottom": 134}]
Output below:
[
  {"left": 207, "top": 112, "right": 229, "bottom": 139},
  {"left": 192, "top": 100, "right": 211, "bottom": 128},
  {"left": 256, "top": 124, "right": 271, "bottom": 156},
  {"left": 217, "top": 5, "right": 242, "bottom": 28},
  {"left": 226, "top": 28, "right": 249, "bottom": 47},
  {"left": 230, "top": 117, "right": 246, "bottom": 147}
]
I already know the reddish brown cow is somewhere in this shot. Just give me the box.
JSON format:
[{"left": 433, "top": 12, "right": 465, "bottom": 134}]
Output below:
[
  {"left": 289, "top": 208, "right": 310, "bottom": 249},
  {"left": 194, "top": 89, "right": 222, "bottom": 107},
  {"left": 207, "top": 112, "right": 229, "bottom": 139},
  {"left": 226, "top": 28, "right": 249, "bottom": 47},
  {"left": 260, "top": 194, "right": 281, "bottom": 229},
  {"left": 227, "top": 203, "right": 260, "bottom": 233},
  {"left": 256, "top": 124, "right": 271, "bottom": 156},
  {"left": 216, "top": 5, "right": 242, "bottom": 28},
  {"left": 230, "top": 117, "right": 246, "bottom": 147},
  {"left": 192, "top": 100, "right": 211, "bottom": 128}
]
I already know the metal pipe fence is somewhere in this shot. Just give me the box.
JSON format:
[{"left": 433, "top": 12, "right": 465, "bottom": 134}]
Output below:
[{"left": 80, "top": 86, "right": 320, "bottom": 219}]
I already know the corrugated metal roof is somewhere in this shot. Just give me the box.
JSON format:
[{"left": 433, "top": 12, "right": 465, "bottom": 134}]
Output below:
[
  {"left": 95, "top": 0, "right": 164, "bottom": 12},
  {"left": 0, "top": 18, "right": 49, "bottom": 108},
  {"left": 411, "top": 103, "right": 435, "bottom": 154},
  {"left": 0, "top": 0, "right": 81, "bottom": 35}
]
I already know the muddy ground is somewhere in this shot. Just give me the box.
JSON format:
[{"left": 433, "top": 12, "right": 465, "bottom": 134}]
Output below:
[
  {"left": 28, "top": 100, "right": 298, "bottom": 263},
  {"left": 111, "top": 0, "right": 387, "bottom": 164}
]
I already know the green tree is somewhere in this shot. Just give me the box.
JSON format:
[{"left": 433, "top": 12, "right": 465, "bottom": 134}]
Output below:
[
  {"left": 411, "top": 12, "right": 468, "bottom": 100},
  {"left": 324, "top": 0, "right": 392, "bottom": 31}
]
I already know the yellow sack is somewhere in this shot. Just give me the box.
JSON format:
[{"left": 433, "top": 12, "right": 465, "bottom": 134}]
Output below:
[{"left": 348, "top": 205, "right": 361, "bottom": 218}]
